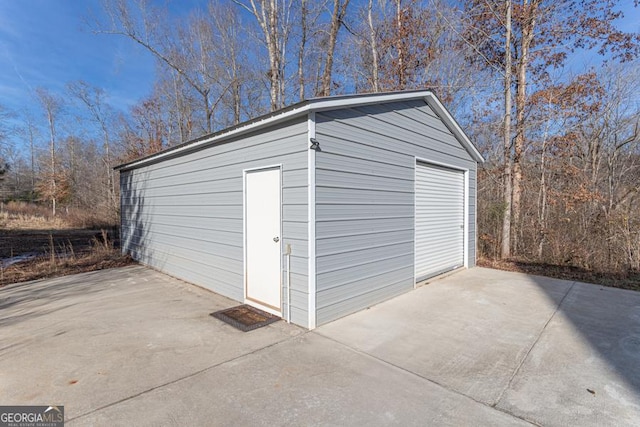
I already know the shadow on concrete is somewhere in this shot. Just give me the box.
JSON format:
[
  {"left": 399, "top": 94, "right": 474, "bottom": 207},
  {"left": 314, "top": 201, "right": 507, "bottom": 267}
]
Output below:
[
  {"left": 0, "top": 267, "right": 140, "bottom": 328},
  {"left": 530, "top": 273, "right": 640, "bottom": 393},
  {"left": 0, "top": 171, "right": 153, "bottom": 329},
  {"left": 494, "top": 271, "right": 640, "bottom": 425}
]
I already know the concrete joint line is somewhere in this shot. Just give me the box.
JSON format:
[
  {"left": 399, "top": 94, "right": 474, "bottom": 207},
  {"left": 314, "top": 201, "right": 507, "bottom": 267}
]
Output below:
[
  {"left": 313, "top": 332, "right": 539, "bottom": 426},
  {"left": 493, "top": 281, "right": 578, "bottom": 408},
  {"left": 66, "top": 331, "right": 308, "bottom": 424}
]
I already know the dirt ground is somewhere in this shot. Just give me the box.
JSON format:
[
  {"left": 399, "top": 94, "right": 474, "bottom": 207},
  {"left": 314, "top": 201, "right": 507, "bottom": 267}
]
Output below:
[
  {"left": 478, "top": 258, "right": 640, "bottom": 292},
  {"left": 1, "top": 219, "right": 636, "bottom": 293},
  {"left": 0, "top": 228, "right": 133, "bottom": 286},
  {"left": 0, "top": 229, "right": 118, "bottom": 258}
]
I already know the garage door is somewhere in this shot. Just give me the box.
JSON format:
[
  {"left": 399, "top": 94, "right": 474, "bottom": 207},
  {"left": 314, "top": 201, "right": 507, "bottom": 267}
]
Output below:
[{"left": 415, "top": 162, "right": 465, "bottom": 281}]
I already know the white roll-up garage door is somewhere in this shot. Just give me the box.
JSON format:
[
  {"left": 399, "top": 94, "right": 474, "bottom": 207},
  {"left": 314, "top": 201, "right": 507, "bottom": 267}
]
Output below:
[{"left": 415, "top": 162, "right": 465, "bottom": 281}]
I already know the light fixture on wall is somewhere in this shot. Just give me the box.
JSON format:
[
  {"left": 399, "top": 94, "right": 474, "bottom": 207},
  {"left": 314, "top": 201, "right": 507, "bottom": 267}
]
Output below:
[{"left": 310, "top": 138, "right": 320, "bottom": 150}]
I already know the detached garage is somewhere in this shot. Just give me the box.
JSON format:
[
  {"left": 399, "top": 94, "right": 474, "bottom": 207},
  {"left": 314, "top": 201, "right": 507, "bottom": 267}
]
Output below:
[{"left": 116, "top": 90, "right": 484, "bottom": 329}]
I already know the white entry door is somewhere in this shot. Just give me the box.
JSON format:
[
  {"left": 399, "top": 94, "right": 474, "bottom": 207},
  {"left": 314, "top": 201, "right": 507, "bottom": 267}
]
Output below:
[{"left": 245, "top": 167, "right": 282, "bottom": 315}]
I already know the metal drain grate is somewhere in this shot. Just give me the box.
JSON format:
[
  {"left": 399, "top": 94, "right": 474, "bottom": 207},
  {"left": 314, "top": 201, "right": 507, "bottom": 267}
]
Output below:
[{"left": 210, "top": 304, "right": 280, "bottom": 332}]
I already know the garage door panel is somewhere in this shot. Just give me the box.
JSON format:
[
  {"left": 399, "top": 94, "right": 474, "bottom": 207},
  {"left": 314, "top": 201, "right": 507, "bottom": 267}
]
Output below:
[
  {"left": 416, "top": 240, "right": 463, "bottom": 251},
  {"left": 416, "top": 228, "right": 463, "bottom": 240},
  {"left": 416, "top": 246, "right": 462, "bottom": 256},
  {"left": 415, "top": 162, "right": 465, "bottom": 280}
]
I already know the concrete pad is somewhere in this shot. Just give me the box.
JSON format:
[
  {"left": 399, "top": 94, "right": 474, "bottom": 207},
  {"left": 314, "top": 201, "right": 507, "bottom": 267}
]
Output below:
[
  {"left": 497, "top": 281, "right": 640, "bottom": 426},
  {"left": 3, "top": 264, "right": 639, "bottom": 425},
  {"left": 317, "top": 267, "right": 574, "bottom": 405},
  {"left": 0, "top": 266, "right": 301, "bottom": 420},
  {"left": 69, "top": 333, "right": 529, "bottom": 426}
]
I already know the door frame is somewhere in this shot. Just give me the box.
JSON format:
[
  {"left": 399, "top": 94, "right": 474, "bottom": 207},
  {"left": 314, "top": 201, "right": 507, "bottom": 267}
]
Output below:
[
  {"left": 243, "top": 164, "right": 283, "bottom": 316},
  {"left": 413, "top": 157, "right": 469, "bottom": 287}
]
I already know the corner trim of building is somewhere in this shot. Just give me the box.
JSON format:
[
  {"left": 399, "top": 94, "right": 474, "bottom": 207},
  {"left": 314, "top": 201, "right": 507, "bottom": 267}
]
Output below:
[
  {"left": 463, "top": 169, "right": 470, "bottom": 268},
  {"left": 307, "top": 111, "right": 317, "bottom": 330}
]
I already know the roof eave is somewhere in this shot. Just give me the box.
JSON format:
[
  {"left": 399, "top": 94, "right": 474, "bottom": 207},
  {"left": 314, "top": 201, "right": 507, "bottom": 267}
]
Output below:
[
  {"left": 114, "top": 90, "right": 484, "bottom": 171},
  {"left": 114, "top": 101, "right": 313, "bottom": 171}
]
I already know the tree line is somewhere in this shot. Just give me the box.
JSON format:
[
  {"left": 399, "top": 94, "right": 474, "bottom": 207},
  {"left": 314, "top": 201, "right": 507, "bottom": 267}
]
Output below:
[{"left": 0, "top": 0, "right": 638, "bottom": 275}]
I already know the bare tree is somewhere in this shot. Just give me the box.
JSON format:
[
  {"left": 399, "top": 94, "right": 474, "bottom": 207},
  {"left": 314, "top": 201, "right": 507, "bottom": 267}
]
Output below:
[
  {"left": 209, "top": 3, "right": 248, "bottom": 125},
  {"left": 97, "top": 0, "right": 219, "bottom": 134},
  {"left": 35, "top": 88, "right": 62, "bottom": 216},
  {"left": 0, "top": 105, "right": 14, "bottom": 186},
  {"left": 367, "top": 0, "right": 380, "bottom": 92},
  {"left": 18, "top": 110, "right": 40, "bottom": 199},
  {"left": 319, "top": 0, "right": 351, "bottom": 96},
  {"left": 232, "top": 0, "right": 293, "bottom": 110},
  {"left": 510, "top": 0, "right": 539, "bottom": 253},
  {"left": 463, "top": 0, "right": 639, "bottom": 258},
  {"left": 502, "top": 0, "right": 513, "bottom": 258},
  {"left": 0, "top": 104, "right": 11, "bottom": 148},
  {"left": 67, "top": 81, "right": 118, "bottom": 217},
  {"left": 298, "top": 0, "right": 308, "bottom": 101}
]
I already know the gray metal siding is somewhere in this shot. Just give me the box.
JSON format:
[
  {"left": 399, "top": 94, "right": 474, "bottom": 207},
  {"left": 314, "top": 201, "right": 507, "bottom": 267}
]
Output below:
[
  {"left": 314, "top": 100, "right": 477, "bottom": 325},
  {"left": 120, "top": 118, "right": 309, "bottom": 326}
]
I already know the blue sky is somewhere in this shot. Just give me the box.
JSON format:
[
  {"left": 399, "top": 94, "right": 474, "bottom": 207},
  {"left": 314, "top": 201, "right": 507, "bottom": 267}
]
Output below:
[
  {"left": 0, "top": 0, "right": 211, "bottom": 156},
  {"left": 0, "top": 0, "right": 638, "bottom": 152},
  {"left": 1, "top": 0, "right": 638, "bottom": 111},
  {"left": 0, "top": 0, "right": 158, "bottom": 114}
]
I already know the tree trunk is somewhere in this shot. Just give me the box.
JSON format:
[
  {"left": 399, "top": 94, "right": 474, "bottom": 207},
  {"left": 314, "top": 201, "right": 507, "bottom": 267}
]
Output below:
[
  {"left": 268, "top": 0, "right": 280, "bottom": 110},
  {"left": 232, "top": 79, "right": 241, "bottom": 125},
  {"left": 28, "top": 121, "right": 35, "bottom": 199},
  {"left": 537, "top": 136, "right": 547, "bottom": 259},
  {"left": 101, "top": 122, "right": 116, "bottom": 216},
  {"left": 320, "top": 0, "right": 350, "bottom": 97},
  {"left": 298, "top": 0, "right": 307, "bottom": 101},
  {"left": 395, "top": 0, "right": 405, "bottom": 90},
  {"left": 46, "top": 110, "right": 57, "bottom": 217},
  {"left": 203, "top": 89, "right": 212, "bottom": 133},
  {"left": 501, "top": 0, "right": 513, "bottom": 259},
  {"left": 171, "top": 72, "right": 188, "bottom": 142},
  {"left": 512, "top": 0, "right": 538, "bottom": 255},
  {"left": 367, "top": 0, "right": 379, "bottom": 92}
]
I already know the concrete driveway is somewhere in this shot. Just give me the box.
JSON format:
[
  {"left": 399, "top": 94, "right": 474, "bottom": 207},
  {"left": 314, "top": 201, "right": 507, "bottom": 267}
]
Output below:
[{"left": 1, "top": 266, "right": 638, "bottom": 426}]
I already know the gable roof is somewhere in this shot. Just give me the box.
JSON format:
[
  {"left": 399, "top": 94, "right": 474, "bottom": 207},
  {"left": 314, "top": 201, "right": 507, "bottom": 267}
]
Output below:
[{"left": 115, "top": 90, "right": 484, "bottom": 171}]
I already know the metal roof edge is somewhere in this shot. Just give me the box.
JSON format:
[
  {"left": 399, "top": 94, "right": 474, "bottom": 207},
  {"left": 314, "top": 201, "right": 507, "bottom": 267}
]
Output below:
[
  {"left": 114, "top": 90, "right": 484, "bottom": 171},
  {"left": 114, "top": 100, "right": 313, "bottom": 171}
]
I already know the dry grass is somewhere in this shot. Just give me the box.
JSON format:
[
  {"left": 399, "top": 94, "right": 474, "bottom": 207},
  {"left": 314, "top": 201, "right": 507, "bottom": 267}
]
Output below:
[
  {"left": 0, "top": 211, "right": 69, "bottom": 230},
  {"left": 478, "top": 257, "right": 640, "bottom": 292},
  {"left": 0, "top": 202, "right": 131, "bottom": 286},
  {"left": 0, "top": 201, "right": 115, "bottom": 230},
  {"left": 0, "top": 248, "right": 134, "bottom": 287}
]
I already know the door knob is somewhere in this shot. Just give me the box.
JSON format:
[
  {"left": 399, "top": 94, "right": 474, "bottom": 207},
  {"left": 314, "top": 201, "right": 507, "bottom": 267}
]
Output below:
[{"left": 273, "top": 237, "right": 280, "bottom": 242}]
